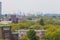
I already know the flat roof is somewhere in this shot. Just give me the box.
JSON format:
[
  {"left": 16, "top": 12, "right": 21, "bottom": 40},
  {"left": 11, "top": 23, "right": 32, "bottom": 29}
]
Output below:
[
  {"left": 12, "top": 32, "right": 18, "bottom": 34},
  {"left": 0, "top": 25, "right": 11, "bottom": 26}
]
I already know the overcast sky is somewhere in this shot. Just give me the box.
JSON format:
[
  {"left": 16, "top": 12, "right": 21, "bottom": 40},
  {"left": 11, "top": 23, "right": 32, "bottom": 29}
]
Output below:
[{"left": 0, "top": 0, "right": 60, "bottom": 14}]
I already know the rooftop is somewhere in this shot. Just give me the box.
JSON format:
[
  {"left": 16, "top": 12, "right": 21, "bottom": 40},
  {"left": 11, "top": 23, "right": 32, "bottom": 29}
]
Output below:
[{"left": 12, "top": 32, "right": 18, "bottom": 34}]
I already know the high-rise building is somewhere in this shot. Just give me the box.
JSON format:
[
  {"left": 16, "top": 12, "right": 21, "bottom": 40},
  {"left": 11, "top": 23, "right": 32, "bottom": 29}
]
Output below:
[
  {"left": 0, "top": 2, "right": 2, "bottom": 16},
  {"left": 0, "top": 2, "right": 2, "bottom": 22}
]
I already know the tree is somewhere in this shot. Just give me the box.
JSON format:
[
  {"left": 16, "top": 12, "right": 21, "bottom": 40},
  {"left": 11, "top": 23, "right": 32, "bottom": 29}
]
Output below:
[
  {"left": 54, "top": 29, "right": 60, "bottom": 40},
  {"left": 32, "top": 24, "right": 42, "bottom": 29},
  {"left": 20, "top": 36, "right": 29, "bottom": 40},
  {"left": 40, "top": 18, "right": 45, "bottom": 26},
  {"left": 27, "top": 29, "right": 39, "bottom": 40},
  {"left": 42, "top": 25, "right": 60, "bottom": 40}
]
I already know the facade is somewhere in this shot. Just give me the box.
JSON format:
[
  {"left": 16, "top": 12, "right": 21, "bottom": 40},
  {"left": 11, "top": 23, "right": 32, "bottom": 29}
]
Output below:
[
  {"left": 0, "top": 26, "right": 18, "bottom": 40},
  {"left": 11, "top": 32, "right": 18, "bottom": 40},
  {"left": 2, "top": 26, "right": 11, "bottom": 39},
  {"left": 0, "top": 26, "right": 12, "bottom": 40},
  {"left": 0, "top": 26, "right": 3, "bottom": 38}
]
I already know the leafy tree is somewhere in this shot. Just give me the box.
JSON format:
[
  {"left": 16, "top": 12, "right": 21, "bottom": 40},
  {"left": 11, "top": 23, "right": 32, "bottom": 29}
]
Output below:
[
  {"left": 19, "top": 23, "right": 30, "bottom": 29},
  {"left": 40, "top": 18, "right": 45, "bottom": 26},
  {"left": 10, "top": 23, "right": 20, "bottom": 31},
  {"left": 32, "top": 24, "right": 42, "bottom": 29},
  {"left": 42, "top": 25, "right": 60, "bottom": 40},
  {"left": 54, "top": 29, "right": 60, "bottom": 40},
  {"left": 27, "top": 29, "right": 39, "bottom": 40},
  {"left": 20, "top": 36, "right": 29, "bottom": 40}
]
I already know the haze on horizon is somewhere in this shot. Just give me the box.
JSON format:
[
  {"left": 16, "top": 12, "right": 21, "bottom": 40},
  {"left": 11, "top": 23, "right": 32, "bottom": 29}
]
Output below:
[{"left": 0, "top": 0, "right": 60, "bottom": 14}]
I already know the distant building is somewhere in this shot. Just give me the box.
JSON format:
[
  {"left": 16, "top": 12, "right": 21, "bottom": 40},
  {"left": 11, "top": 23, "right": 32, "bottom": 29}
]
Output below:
[
  {"left": 0, "top": 17, "right": 3, "bottom": 21},
  {"left": 9, "top": 14, "right": 18, "bottom": 23}
]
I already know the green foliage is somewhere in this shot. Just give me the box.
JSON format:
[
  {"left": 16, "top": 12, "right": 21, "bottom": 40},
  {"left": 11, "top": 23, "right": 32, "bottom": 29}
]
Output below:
[
  {"left": 54, "top": 29, "right": 60, "bottom": 40},
  {"left": 10, "top": 20, "right": 33, "bottom": 31},
  {"left": 42, "top": 25, "right": 60, "bottom": 40},
  {"left": 20, "top": 36, "right": 29, "bottom": 40},
  {"left": 0, "top": 16, "right": 60, "bottom": 40},
  {"left": 27, "top": 29, "right": 39, "bottom": 40},
  {"left": 32, "top": 24, "right": 43, "bottom": 29},
  {"left": 39, "top": 18, "right": 45, "bottom": 26}
]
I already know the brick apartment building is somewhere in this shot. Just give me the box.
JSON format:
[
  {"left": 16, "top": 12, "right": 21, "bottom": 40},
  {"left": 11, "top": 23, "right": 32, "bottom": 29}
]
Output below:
[{"left": 0, "top": 26, "right": 18, "bottom": 40}]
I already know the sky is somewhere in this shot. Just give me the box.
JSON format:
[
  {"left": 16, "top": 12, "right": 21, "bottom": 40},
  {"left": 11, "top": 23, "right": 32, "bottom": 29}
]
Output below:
[{"left": 0, "top": 0, "right": 60, "bottom": 14}]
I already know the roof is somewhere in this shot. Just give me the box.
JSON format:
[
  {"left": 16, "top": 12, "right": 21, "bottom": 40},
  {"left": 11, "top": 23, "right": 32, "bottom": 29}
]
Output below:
[
  {"left": 0, "top": 25, "right": 11, "bottom": 26},
  {"left": 12, "top": 32, "right": 18, "bottom": 34},
  {"left": 3, "top": 28, "right": 10, "bottom": 30},
  {"left": 16, "top": 29, "right": 46, "bottom": 32}
]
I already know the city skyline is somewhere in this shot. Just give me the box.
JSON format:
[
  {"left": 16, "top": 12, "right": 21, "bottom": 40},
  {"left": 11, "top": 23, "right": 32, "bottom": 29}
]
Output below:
[{"left": 0, "top": 0, "right": 60, "bottom": 14}]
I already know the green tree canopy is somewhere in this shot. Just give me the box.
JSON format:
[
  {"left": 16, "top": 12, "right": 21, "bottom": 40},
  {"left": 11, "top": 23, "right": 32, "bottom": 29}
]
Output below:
[
  {"left": 27, "top": 29, "right": 39, "bottom": 40},
  {"left": 39, "top": 18, "right": 45, "bottom": 26}
]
